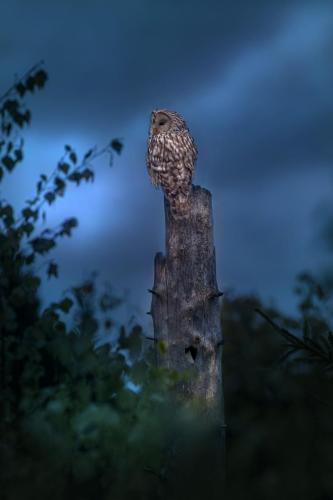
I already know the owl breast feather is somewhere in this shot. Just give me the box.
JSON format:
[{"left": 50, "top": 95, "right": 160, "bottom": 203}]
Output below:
[{"left": 147, "top": 131, "right": 196, "bottom": 189}]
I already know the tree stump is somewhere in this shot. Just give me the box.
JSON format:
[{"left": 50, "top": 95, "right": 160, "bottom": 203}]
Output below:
[
  {"left": 150, "top": 185, "right": 224, "bottom": 422},
  {"left": 150, "top": 185, "right": 226, "bottom": 496}
]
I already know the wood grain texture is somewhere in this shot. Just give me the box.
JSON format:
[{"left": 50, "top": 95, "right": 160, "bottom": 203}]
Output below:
[{"left": 150, "top": 185, "right": 224, "bottom": 423}]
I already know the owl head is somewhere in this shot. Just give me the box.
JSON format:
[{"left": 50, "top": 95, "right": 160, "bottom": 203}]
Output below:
[{"left": 150, "top": 109, "right": 187, "bottom": 135}]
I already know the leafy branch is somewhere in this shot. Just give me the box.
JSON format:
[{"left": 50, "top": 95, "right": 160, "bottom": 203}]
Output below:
[
  {"left": 0, "top": 62, "right": 123, "bottom": 284},
  {"left": 0, "top": 60, "right": 45, "bottom": 106},
  {"left": 255, "top": 307, "right": 333, "bottom": 372},
  {"left": 0, "top": 61, "right": 48, "bottom": 181},
  {"left": 13, "top": 140, "right": 121, "bottom": 228}
]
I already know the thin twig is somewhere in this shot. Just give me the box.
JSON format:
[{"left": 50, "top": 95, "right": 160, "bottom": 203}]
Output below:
[{"left": 255, "top": 308, "right": 331, "bottom": 363}]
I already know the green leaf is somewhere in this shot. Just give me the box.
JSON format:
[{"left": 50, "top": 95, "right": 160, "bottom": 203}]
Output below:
[
  {"left": 81, "top": 168, "right": 94, "bottom": 182},
  {"left": 34, "top": 69, "right": 48, "bottom": 88},
  {"left": 58, "top": 162, "right": 70, "bottom": 174},
  {"left": 24, "top": 253, "right": 35, "bottom": 265},
  {"left": 99, "top": 293, "right": 122, "bottom": 312},
  {"left": 69, "top": 151, "right": 77, "bottom": 164},
  {"left": 117, "top": 325, "right": 142, "bottom": 360},
  {"left": 30, "top": 237, "right": 56, "bottom": 254},
  {"left": 131, "top": 360, "right": 148, "bottom": 385},
  {"left": 117, "top": 388, "right": 137, "bottom": 411},
  {"left": 58, "top": 217, "right": 78, "bottom": 236},
  {"left": 2, "top": 122, "right": 12, "bottom": 136},
  {"left": 73, "top": 281, "right": 94, "bottom": 300},
  {"left": 0, "top": 204, "right": 14, "bottom": 227},
  {"left": 25, "top": 75, "right": 35, "bottom": 91},
  {"left": 1, "top": 301, "right": 17, "bottom": 331},
  {"left": 37, "top": 174, "right": 47, "bottom": 194},
  {"left": 21, "top": 222, "right": 34, "bottom": 236},
  {"left": 2, "top": 155, "right": 15, "bottom": 171},
  {"left": 47, "top": 261, "right": 58, "bottom": 279},
  {"left": 54, "top": 176, "right": 66, "bottom": 193},
  {"left": 22, "top": 207, "right": 38, "bottom": 220},
  {"left": 0, "top": 204, "right": 14, "bottom": 220},
  {"left": 128, "top": 325, "right": 143, "bottom": 360},
  {"left": 118, "top": 326, "right": 128, "bottom": 351},
  {"left": 24, "top": 110, "right": 31, "bottom": 124},
  {"left": 14, "top": 148, "right": 23, "bottom": 162},
  {"left": 16, "top": 82, "right": 26, "bottom": 97},
  {"left": 10, "top": 286, "right": 26, "bottom": 307},
  {"left": 83, "top": 148, "right": 94, "bottom": 160},
  {"left": 315, "top": 284, "right": 325, "bottom": 299},
  {"left": 68, "top": 172, "right": 81, "bottom": 184},
  {"left": 111, "top": 139, "right": 123, "bottom": 155},
  {"left": 104, "top": 319, "right": 113, "bottom": 330},
  {"left": 54, "top": 320, "right": 66, "bottom": 333},
  {"left": 4, "top": 98, "right": 19, "bottom": 114},
  {"left": 44, "top": 191, "right": 56, "bottom": 205},
  {"left": 58, "top": 297, "right": 74, "bottom": 313},
  {"left": 23, "top": 275, "right": 41, "bottom": 291}
]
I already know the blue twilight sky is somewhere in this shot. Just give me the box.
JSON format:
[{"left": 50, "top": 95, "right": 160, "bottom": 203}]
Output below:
[{"left": 1, "top": 0, "right": 333, "bottom": 332}]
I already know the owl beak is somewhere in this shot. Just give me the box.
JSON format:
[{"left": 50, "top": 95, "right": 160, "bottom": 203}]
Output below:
[{"left": 152, "top": 127, "right": 158, "bottom": 135}]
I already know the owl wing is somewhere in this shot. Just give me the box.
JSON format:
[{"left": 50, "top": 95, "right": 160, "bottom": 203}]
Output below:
[
  {"left": 147, "top": 133, "right": 174, "bottom": 187},
  {"left": 147, "top": 131, "right": 197, "bottom": 187},
  {"left": 168, "top": 131, "right": 197, "bottom": 186}
]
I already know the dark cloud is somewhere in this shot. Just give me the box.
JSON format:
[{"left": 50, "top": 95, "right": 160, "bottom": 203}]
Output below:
[
  {"left": 1, "top": 0, "right": 333, "bottom": 327},
  {"left": 1, "top": 0, "right": 289, "bottom": 130},
  {"left": 191, "top": 6, "right": 333, "bottom": 186}
]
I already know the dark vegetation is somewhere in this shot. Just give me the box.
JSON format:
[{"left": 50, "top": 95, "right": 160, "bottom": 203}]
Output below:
[{"left": 0, "top": 65, "right": 333, "bottom": 500}]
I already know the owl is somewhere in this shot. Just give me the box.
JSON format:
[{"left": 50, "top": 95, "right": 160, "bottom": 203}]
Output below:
[{"left": 146, "top": 109, "right": 197, "bottom": 218}]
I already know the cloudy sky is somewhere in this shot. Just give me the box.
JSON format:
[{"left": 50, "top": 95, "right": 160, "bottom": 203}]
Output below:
[{"left": 1, "top": 0, "right": 333, "bottom": 332}]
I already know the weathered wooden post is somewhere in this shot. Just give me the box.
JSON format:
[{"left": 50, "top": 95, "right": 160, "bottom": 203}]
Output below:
[
  {"left": 149, "top": 184, "right": 226, "bottom": 493},
  {"left": 150, "top": 185, "right": 224, "bottom": 415}
]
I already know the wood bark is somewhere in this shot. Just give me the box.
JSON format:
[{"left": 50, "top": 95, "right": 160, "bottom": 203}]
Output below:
[{"left": 150, "top": 185, "right": 225, "bottom": 423}]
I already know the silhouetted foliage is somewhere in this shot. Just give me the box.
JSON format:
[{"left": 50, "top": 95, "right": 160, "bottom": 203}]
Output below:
[
  {"left": 1, "top": 64, "right": 333, "bottom": 500},
  {"left": 0, "top": 64, "right": 217, "bottom": 500},
  {"left": 223, "top": 286, "right": 333, "bottom": 500}
]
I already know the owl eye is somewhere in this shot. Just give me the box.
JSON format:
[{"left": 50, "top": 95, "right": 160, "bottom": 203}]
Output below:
[{"left": 158, "top": 119, "right": 167, "bottom": 126}]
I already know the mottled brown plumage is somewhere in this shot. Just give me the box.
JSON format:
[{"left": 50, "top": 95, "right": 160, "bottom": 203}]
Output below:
[{"left": 146, "top": 109, "right": 197, "bottom": 217}]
